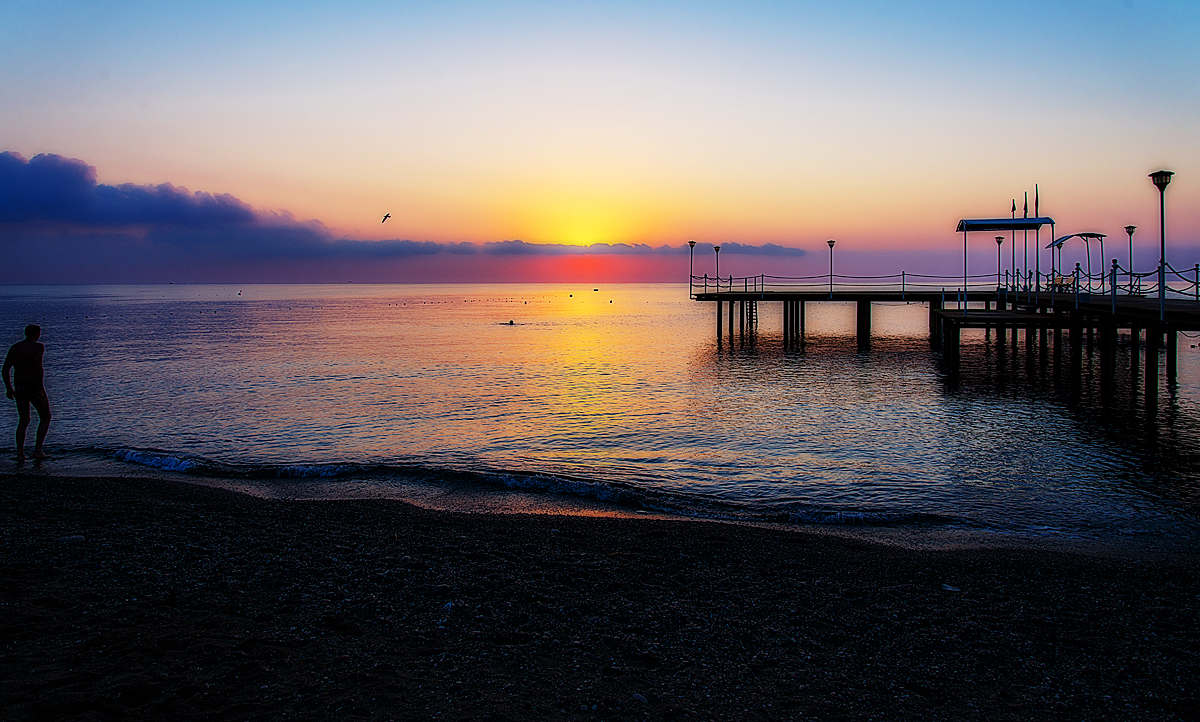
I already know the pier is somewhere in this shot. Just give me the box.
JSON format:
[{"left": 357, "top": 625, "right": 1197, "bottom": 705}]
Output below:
[
  {"left": 691, "top": 216, "right": 1200, "bottom": 406},
  {"left": 695, "top": 283, "right": 1200, "bottom": 403}
]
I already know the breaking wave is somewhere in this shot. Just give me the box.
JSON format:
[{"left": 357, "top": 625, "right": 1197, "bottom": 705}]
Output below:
[{"left": 105, "top": 447, "right": 961, "bottom": 529}]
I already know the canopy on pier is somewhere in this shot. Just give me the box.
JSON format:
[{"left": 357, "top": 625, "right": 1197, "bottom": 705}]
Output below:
[
  {"left": 955, "top": 217, "right": 1056, "bottom": 233},
  {"left": 956, "top": 216, "right": 1057, "bottom": 296},
  {"left": 1048, "top": 232, "right": 1105, "bottom": 249}
]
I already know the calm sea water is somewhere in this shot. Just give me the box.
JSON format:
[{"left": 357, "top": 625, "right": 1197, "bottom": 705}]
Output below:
[{"left": 2, "top": 283, "right": 1199, "bottom": 545}]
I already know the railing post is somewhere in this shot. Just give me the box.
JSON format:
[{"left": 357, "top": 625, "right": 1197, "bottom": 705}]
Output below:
[
  {"left": 902, "top": 271, "right": 906, "bottom": 299},
  {"left": 704, "top": 274, "right": 708, "bottom": 294},
  {"left": 1080, "top": 263, "right": 1089, "bottom": 309},
  {"left": 1111, "top": 259, "right": 1118, "bottom": 314},
  {"left": 1195, "top": 264, "right": 1199, "bottom": 302}
]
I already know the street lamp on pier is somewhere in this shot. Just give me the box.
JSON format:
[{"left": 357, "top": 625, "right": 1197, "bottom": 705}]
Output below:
[
  {"left": 688, "top": 240, "right": 697, "bottom": 296},
  {"left": 995, "top": 236, "right": 1004, "bottom": 289},
  {"left": 1150, "top": 170, "right": 1174, "bottom": 320},
  {"left": 713, "top": 245, "right": 721, "bottom": 293},
  {"left": 1124, "top": 225, "right": 1136, "bottom": 294},
  {"left": 827, "top": 239, "right": 836, "bottom": 297}
]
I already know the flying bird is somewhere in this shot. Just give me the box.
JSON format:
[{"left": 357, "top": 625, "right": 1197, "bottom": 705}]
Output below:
[{"left": 381, "top": 213, "right": 391, "bottom": 223}]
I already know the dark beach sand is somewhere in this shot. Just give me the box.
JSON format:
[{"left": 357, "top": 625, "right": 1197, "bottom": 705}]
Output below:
[{"left": 2, "top": 473, "right": 1198, "bottom": 721}]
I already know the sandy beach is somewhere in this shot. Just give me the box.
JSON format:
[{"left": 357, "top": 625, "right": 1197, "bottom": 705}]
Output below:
[{"left": 2, "top": 471, "right": 1198, "bottom": 721}]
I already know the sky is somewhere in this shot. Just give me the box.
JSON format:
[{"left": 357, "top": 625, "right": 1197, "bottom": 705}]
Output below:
[{"left": 1, "top": 0, "right": 1198, "bottom": 283}]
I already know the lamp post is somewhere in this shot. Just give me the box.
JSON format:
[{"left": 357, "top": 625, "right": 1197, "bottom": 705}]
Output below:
[
  {"left": 827, "top": 239, "right": 836, "bottom": 297},
  {"left": 1150, "top": 170, "right": 1174, "bottom": 320},
  {"left": 688, "top": 240, "right": 697, "bottom": 296},
  {"left": 713, "top": 245, "right": 721, "bottom": 293},
  {"left": 995, "top": 236, "right": 1004, "bottom": 289},
  {"left": 1124, "top": 225, "right": 1136, "bottom": 294}
]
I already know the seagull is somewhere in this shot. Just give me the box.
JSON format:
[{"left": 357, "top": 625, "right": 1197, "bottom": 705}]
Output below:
[{"left": 381, "top": 213, "right": 391, "bottom": 223}]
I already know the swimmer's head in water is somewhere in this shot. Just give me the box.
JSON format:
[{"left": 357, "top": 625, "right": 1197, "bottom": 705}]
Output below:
[{"left": 24, "top": 324, "right": 39, "bottom": 340}]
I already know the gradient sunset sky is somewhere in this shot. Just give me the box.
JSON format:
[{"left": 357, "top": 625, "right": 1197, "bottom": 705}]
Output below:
[{"left": 1, "top": 0, "right": 1197, "bottom": 282}]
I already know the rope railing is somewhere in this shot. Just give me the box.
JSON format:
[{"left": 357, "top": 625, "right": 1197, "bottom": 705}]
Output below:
[{"left": 689, "top": 261, "right": 1200, "bottom": 302}]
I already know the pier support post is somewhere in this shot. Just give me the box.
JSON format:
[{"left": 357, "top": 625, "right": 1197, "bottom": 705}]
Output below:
[
  {"left": 945, "top": 318, "right": 960, "bottom": 373},
  {"left": 799, "top": 301, "right": 806, "bottom": 346},
  {"left": 1070, "top": 311, "right": 1083, "bottom": 385},
  {"left": 716, "top": 298, "right": 723, "bottom": 343},
  {"left": 1100, "top": 319, "right": 1116, "bottom": 398},
  {"left": 728, "top": 299, "right": 734, "bottom": 340},
  {"left": 1052, "top": 314, "right": 1062, "bottom": 378},
  {"left": 929, "top": 299, "right": 943, "bottom": 349},
  {"left": 783, "top": 300, "right": 790, "bottom": 348},
  {"left": 1146, "top": 325, "right": 1160, "bottom": 408},
  {"left": 1130, "top": 323, "right": 1141, "bottom": 388},
  {"left": 739, "top": 300, "right": 745, "bottom": 340},
  {"left": 1167, "top": 328, "right": 1178, "bottom": 387},
  {"left": 857, "top": 299, "right": 871, "bottom": 350}
]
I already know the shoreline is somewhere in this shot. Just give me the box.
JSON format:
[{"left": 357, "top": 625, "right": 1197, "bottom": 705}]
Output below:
[
  {"left": 13, "top": 456, "right": 1200, "bottom": 561},
  {"left": 3, "top": 472, "right": 1199, "bottom": 720}
]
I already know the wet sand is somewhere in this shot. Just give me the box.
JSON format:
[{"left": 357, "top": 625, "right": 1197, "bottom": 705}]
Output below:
[{"left": 2, "top": 472, "right": 1198, "bottom": 721}]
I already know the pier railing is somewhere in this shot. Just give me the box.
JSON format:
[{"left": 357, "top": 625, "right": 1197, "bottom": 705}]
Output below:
[{"left": 691, "top": 261, "right": 1200, "bottom": 302}]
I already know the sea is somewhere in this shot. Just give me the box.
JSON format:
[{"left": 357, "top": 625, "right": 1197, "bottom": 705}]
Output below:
[{"left": 2, "top": 283, "right": 1199, "bottom": 551}]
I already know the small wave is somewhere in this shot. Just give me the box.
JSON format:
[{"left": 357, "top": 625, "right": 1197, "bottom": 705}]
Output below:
[
  {"left": 111, "top": 448, "right": 373, "bottom": 480},
  {"left": 779, "top": 509, "right": 955, "bottom": 526},
  {"left": 489, "top": 471, "right": 651, "bottom": 508},
  {"left": 112, "top": 449, "right": 204, "bottom": 473},
  {"left": 104, "top": 447, "right": 961, "bottom": 529},
  {"left": 274, "top": 464, "right": 371, "bottom": 479}
]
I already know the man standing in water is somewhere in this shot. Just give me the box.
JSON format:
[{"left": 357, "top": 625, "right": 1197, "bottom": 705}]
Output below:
[{"left": 3, "top": 325, "right": 51, "bottom": 461}]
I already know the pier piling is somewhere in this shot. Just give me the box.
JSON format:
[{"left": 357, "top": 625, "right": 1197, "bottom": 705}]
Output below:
[
  {"left": 857, "top": 300, "right": 871, "bottom": 350},
  {"left": 1070, "top": 311, "right": 1083, "bottom": 383},
  {"left": 1167, "top": 329, "right": 1178, "bottom": 386},
  {"left": 1146, "top": 326, "right": 1160, "bottom": 407}
]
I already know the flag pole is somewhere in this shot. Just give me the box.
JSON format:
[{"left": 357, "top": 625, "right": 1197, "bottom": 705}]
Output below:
[
  {"left": 1034, "top": 184, "right": 1040, "bottom": 294},
  {"left": 1011, "top": 199, "right": 1016, "bottom": 288}
]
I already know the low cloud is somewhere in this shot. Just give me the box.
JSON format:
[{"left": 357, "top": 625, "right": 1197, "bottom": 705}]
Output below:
[
  {"left": 481, "top": 240, "right": 806, "bottom": 257},
  {"left": 0, "top": 151, "right": 805, "bottom": 281},
  {"left": 0, "top": 152, "right": 255, "bottom": 226}
]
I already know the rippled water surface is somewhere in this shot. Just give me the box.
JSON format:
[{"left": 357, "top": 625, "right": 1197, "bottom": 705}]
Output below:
[{"left": 2, "top": 283, "right": 1199, "bottom": 542}]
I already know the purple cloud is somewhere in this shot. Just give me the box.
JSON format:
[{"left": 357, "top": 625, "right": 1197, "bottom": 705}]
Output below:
[{"left": 0, "top": 152, "right": 256, "bottom": 226}]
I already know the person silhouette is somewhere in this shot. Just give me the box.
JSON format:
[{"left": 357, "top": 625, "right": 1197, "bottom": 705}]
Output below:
[{"left": 3, "top": 325, "right": 51, "bottom": 461}]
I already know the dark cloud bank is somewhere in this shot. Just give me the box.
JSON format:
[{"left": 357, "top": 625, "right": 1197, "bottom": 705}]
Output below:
[{"left": 0, "top": 152, "right": 805, "bottom": 283}]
